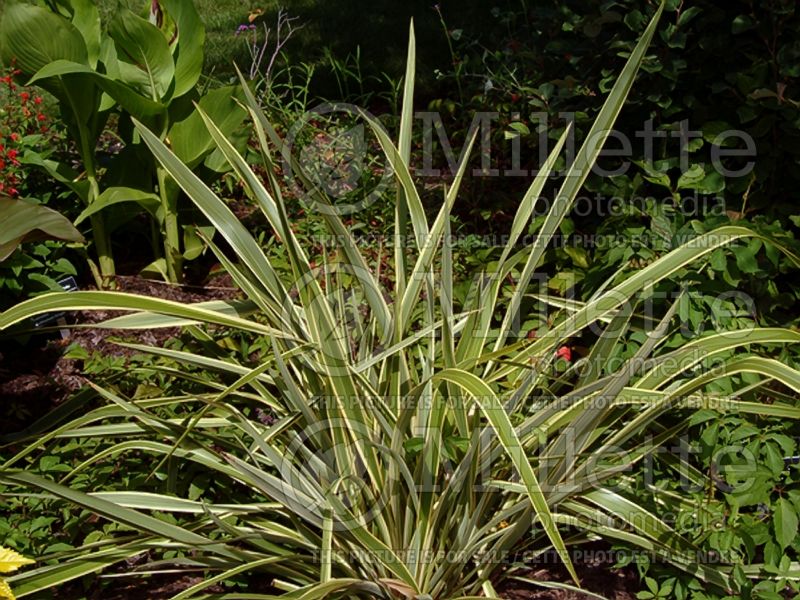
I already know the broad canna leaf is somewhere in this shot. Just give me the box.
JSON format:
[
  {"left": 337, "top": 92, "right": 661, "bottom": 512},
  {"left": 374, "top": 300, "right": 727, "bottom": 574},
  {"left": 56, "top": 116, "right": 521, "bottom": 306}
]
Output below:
[
  {"left": 62, "top": 0, "right": 102, "bottom": 68},
  {"left": 108, "top": 9, "right": 175, "bottom": 102},
  {"left": 30, "top": 60, "right": 164, "bottom": 117},
  {"left": 169, "top": 85, "right": 248, "bottom": 168},
  {"left": 159, "top": 0, "right": 205, "bottom": 97},
  {"left": 73, "top": 186, "right": 161, "bottom": 225},
  {"left": 19, "top": 151, "right": 91, "bottom": 204},
  {"left": 0, "top": 1, "right": 88, "bottom": 75},
  {"left": 0, "top": 197, "right": 85, "bottom": 262},
  {"left": 0, "top": 1, "right": 101, "bottom": 131}
]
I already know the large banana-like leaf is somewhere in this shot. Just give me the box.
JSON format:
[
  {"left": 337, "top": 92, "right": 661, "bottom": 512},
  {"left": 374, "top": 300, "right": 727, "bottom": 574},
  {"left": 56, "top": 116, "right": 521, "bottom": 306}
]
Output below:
[
  {"left": 30, "top": 59, "right": 165, "bottom": 117},
  {"left": 108, "top": 9, "right": 175, "bottom": 102},
  {"left": 0, "top": 197, "right": 85, "bottom": 261},
  {"left": 73, "top": 186, "right": 160, "bottom": 225},
  {"left": 0, "top": 1, "right": 88, "bottom": 74},
  {"left": 169, "top": 86, "right": 248, "bottom": 168},
  {"left": 158, "top": 0, "right": 205, "bottom": 97},
  {"left": 0, "top": 1, "right": 103, "bottom": 132}
]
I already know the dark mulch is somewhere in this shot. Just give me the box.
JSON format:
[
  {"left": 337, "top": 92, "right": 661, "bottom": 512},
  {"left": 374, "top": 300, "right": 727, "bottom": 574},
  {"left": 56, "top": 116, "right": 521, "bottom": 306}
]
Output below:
[
  {"left": 85, "top": 574, "right": 225, "bottom": 600},
  {"left": 0, "top": 274, "right": 240, "bottom": 434},
  {"left": 497, "top": 545, "right": 640, "bottom": 599}
]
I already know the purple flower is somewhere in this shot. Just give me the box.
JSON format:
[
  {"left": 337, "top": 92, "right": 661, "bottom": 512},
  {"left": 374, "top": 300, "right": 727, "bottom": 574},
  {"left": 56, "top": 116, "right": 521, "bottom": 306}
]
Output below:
[{"left": 235, "top": 23, "right": 249, "bottom": 35}]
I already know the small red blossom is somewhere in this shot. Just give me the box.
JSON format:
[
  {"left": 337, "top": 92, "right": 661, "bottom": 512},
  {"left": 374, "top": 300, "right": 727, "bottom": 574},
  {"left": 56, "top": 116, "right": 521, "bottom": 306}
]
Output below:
[
  {"left": 1, "top": 65, "right": 60, "bottom": 200},
  {"left": 555, "top": 346, "right": 572, "bottom": 362}
]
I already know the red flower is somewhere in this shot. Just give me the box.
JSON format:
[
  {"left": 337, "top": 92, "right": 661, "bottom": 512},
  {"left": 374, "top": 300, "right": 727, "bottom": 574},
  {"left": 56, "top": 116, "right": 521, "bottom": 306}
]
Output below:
[
  {"left": 555, "top": 346, "right": 572, "bottom": 362},
  {"left": 19, "top": 91, "right": 29, "bottom": 102},
  {"left": 7, "top": 149, "right": 18, "bottom": 159},
  {"left": 36, "top": 113, "right": 46, "bottom": 121},
  {"left": 9, "top": 133, "right": 18, "bottom": 142},
  {"left": 34, "top": 96, "right": 42, "bottom": 105}
]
